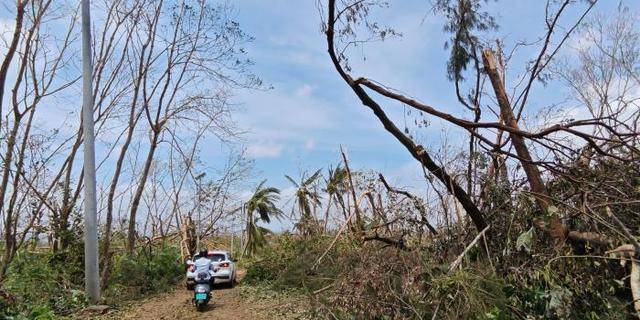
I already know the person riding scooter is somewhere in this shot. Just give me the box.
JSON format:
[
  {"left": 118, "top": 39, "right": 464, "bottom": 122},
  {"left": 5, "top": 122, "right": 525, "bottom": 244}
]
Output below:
[
  {"left": 186, "top": 249, "right": 216, "bottom": 290},
  {"left": 191, "top": 249, "right": 215, "bottom": 311},
  {"left": 193, "top": 249, "right": 215, "bottom": 286}
]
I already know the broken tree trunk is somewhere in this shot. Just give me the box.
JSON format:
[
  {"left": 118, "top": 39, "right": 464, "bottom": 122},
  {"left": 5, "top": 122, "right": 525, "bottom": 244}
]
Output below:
[
  {"left": 482, "top": 49, "right": 549, "bottom": 212},
  {"left": 180, "top": 215, "right": 197, "bottom": 260}
]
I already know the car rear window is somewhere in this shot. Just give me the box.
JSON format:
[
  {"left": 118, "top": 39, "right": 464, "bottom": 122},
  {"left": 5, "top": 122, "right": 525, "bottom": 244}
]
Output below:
[{"left": 209, "top": 254, "right": 226, "bottom": 262}]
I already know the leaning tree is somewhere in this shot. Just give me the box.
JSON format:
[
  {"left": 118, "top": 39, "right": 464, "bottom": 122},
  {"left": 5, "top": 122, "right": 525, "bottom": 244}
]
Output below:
[{"left": 322, "top": 0, "right": 637, "bottom": 245}]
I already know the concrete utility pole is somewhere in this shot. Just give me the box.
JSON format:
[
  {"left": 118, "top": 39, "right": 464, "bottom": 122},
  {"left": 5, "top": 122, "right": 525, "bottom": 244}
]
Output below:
[{"left": 81, "top": 0, "right": 100, "bottom": 303}]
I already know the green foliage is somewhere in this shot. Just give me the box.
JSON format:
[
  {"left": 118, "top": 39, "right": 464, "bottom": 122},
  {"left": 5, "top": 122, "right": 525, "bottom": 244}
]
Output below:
[
  {"left": 244, "top": 180, "right": 282, "bottom": 256},
  {"left": 245, "top": 215, "right": 637, "bottom": 319},
  {"left": 0, "top": 245, "right": 182, "bottom": 318},
  {"left": 240, "top": 155, "right": 639, "bottom": 318},
  {"left": 0, "top": 233, "right": 88, "bottom": 319},
  {"left": 106, "top": 245, "right": 182, "bottom": 299},
  {"left": 285, "top": 169, "right": 323, "bottom": 225},
  {"left": 246, "top": 180, "right": 283, "bottom": 224},
  {"left": 433, "top": 0, "right": 498, "bottom": 81},
  {"left": 0, "top": 250, "right": 87, "bottom": 319},
  {"left": 29, "top": 306, "right": 56, "bottom": 320},
  {"left": 243, "top": 233, "right": 353, "bottom": 291},
  {"left": 243, "top": 233, "right": 305, "bottom": 286},
  {"left": 515, "top": 227, "right": 534, "bottom": 253},
  {"left": 324, "top": 165, "right": 347, "bottom": 197}
]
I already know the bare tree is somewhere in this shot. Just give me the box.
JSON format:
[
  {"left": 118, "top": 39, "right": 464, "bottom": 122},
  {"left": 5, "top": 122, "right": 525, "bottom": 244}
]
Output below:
[
  {"left": 0, "top": 0, "right": 28, "bottom": 127},
  {"left": 100, "top": 0, "right": 153, "bottom": 285},
  {"left": 0, "top": 0, "right": 77, "bottom": 279},
  {"left": 124, "top": 1, "right": 258, "bottom": 252}
]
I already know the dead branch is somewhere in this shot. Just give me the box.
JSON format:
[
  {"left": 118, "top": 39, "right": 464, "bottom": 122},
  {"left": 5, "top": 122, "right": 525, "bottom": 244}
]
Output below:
[
  {"left": 379, "top": 173, "right": 437, "bottom": 235},
  {"left": 533, "top": 218, "right": 612, "bottom": 247},
  {"left": 362, "top": 233, "right": 408, "bottom": 251},
  {"left": 449, "top": 225, "right": 490, "bottom": 273},
  {"left": 340, "top": 146, "right": 363, "bottom": 232},
  {"left": 313, "top": 191, "right": 371, "bottom": 270},
  {"left": 326, "top": 0, "right": 487, "bottom": 233}
]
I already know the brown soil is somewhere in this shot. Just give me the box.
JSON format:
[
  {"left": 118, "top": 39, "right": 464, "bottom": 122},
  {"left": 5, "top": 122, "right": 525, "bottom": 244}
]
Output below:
[{"left": 95, "top": 270, "right": 262, "bottom": 320}]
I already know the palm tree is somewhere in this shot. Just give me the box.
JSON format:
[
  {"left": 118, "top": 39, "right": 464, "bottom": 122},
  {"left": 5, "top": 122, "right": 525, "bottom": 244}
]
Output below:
[
  {"left": 285, "top": 169, "right": 323, "bottom": 235},
  {"left": 322, "top": 165, "right": 347, "bottom": 232},
  {"left": 243, "top": 180, "right": 282, "bottom": 257}
]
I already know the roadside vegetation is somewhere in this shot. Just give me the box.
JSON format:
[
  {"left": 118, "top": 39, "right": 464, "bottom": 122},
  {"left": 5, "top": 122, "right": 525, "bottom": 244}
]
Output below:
[
  {"left": 0, "top": 239, "right": 182, "bottom": 318},
  {"left": 242, "top": 152, "right": 640, "bottom": 318}
]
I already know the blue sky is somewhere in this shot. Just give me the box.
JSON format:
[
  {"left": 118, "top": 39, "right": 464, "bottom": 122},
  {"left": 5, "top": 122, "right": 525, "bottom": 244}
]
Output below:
[
  {"left": 2, "top": 0, "right": 637, "bottom": 232},
  {"left": 215, "top": 0, "right": 639, "bottom": 204},
  {"left": 230, "top": 0, "right": 459, "bottom": 190}
]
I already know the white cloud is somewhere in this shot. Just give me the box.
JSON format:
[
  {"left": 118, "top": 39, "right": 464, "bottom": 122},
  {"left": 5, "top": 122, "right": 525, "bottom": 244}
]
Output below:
[
  {"left": 237, "top": 189, "right": 254, "bottom": 202},
  {"left": 304, "top": 138, "right": 316, "bottom": 150},
  {"left": 295, "top": 84, "right": 314, "bottom": 97},
  {"left": 246, "top": 143, "right": 284, "bottom": 158},
  {"left": 236, "top": 83, "right": 337, "bottom": 155}
]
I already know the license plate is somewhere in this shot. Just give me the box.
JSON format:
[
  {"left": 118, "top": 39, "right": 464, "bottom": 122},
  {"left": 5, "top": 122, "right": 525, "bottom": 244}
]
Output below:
[{"left": 195, "top": 293, "right": 207, "bottom": 300}]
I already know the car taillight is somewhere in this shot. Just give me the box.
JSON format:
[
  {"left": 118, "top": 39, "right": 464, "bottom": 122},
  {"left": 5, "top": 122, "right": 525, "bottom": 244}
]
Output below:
[{"left": 219, "top": 262, "right": 229, "bottom": 268}]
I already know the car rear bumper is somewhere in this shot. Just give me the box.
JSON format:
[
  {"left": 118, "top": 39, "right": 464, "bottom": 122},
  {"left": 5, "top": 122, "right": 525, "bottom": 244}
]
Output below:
[{"left": 213, "top": 269, "right": 232, "bottom": 282}]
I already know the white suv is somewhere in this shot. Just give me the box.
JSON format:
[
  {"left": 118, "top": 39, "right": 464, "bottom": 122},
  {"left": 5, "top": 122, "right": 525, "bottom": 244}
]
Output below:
[{"left": 186, "top": 250, "right": 237, "bottom": 289}]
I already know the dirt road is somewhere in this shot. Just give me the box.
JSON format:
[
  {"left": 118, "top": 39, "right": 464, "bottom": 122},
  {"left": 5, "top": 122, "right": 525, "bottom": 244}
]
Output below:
[
  {"left": 98, "top": 271, "right": 262, "bottom": 320},
  {"left": 114, "top": 285, "right": 256, "bottom": 320}
]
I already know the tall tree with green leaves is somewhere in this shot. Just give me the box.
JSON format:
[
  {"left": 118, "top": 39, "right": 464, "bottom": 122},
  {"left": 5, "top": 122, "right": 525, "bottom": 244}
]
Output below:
[
  {"left": 243, "top": 180, "right": 282, "bottom": 256},
  {"left": 285, "top": 169, "right": 323, "bottom": 235}
]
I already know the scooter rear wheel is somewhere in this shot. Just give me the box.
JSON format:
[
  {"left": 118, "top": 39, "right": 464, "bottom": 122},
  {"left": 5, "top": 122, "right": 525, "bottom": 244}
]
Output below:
[{"left": 196, "top": 301, "right": 207, "bottom": 312}]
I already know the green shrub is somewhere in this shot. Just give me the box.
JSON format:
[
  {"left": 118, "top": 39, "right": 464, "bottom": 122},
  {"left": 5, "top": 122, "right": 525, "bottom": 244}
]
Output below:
[
  {"left": 106, "top": 245, "right": 182, "bottom": 299},
  {"left": 0, "top": 244, "right": 182, "bottom": 318},
  {"left": 0, "top": 250, "right": 87, "bottom": 318},
  {"left": 243, "top": 233, "right": 355, "bottom": 291}
]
